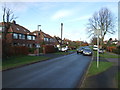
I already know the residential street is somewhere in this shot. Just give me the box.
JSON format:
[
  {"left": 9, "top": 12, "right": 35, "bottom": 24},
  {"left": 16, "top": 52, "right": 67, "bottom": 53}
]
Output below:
[{"left": 3, "top": 53, "right": 92, "bottom": 88}]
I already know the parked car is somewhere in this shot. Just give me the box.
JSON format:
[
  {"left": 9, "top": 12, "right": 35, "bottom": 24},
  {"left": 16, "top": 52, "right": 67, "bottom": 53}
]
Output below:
[
  {"left": 77, "top": 47, "right": 85, "bottom": 54},
  {"left": 98, "top": 49, "right": 105, "bottom": 54},
  {"left": 83, "top": 48, "right": 92, "bottom": 56},
  {"left": 59, "top": 47, "right": 68, "bottom": 52}
]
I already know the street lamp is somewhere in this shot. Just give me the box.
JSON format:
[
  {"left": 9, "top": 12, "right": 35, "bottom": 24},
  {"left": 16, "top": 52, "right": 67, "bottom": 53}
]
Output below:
[
  {"left": 37, "top": 25, "right": 41, "bottom": 56},
  {"left": 61, "top": 23, "right": 63, "bottom": 50}
]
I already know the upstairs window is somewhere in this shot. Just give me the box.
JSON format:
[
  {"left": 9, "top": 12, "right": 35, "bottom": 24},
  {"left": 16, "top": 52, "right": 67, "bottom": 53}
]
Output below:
[
  {"left": 19, "top": 34, "right": 22, "bottom": 39},
  {"left": 18, "top": 34, "right": 26, "bottom": 39},
  {"left": 27, "top": 35, "right": 32, "bottom": 40},
  {"left": 13, "top": 33, "right": 18, "bottom": 39},
  {"left": 32, "top": 36, "right": 35, "bottom": 40},
  {"left": 44, "top": 37, "right": 48, "bottom": 42},
  {"left": 22, "top": 34, "right": 25, "bottom": 39},
  {"left": 24, "top": 29, "right": 26, "bottom": 32}
]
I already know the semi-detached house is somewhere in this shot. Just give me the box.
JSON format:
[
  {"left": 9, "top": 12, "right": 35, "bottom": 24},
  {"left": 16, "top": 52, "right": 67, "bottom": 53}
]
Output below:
[
  {"left": 0, "top": 21, "right": 36, "bottom": 48},
  {"left": 32, "top": 30, "right": 56, "bottom": 47}
]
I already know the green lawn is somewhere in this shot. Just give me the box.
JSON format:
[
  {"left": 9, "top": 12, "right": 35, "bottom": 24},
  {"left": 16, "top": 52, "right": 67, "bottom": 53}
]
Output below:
[
  {"left": 93, "top": 51, "right": 118, "bottom": 58},
  {"left": 2, "top": 55, "right": 50, "bottom": 70},
  {"left": 69, "top": 49, "right": 77, "bottom": 52},
  {"left": 54, "top": 51, "right": 70, "bottom": 55},
  {"left": 87, "top": 61, "right": 113, "bottom": 77}
]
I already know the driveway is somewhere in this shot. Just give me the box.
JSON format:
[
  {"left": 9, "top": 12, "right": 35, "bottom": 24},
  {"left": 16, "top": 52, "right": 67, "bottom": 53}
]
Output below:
[{"left": 3, "top": 53, "right": 92, "bottom": 88}]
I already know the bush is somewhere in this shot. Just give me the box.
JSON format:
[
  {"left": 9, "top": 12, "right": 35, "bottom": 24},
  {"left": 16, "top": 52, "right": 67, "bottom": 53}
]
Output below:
[
  {"left": 28, "top": 48, "right": 36, "bottom": 54},
  {"left": 112, "top": 46, "right": 120, "bottom": 54},
  {"left": 107, "top": 46, "right": 116, "bottom": 52}
]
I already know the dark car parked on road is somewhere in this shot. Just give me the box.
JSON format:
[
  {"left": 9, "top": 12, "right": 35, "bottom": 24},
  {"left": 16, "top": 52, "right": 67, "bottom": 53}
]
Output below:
[
  {"left": 83, "top": 48, "right": 92, "bottom": 56},
  {"left": 77, "top": 47, "right": 85, "bottom": 54}
]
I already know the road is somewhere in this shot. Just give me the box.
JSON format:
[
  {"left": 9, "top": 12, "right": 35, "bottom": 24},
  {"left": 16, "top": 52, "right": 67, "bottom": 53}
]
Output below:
[{"left": 3, "top": 53, "right": 92, "bottom": 88}]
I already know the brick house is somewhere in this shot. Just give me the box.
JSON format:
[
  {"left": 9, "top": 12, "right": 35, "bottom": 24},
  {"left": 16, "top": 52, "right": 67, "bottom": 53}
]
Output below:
[
  {"left": 32, "top": 30, "right": 56, "bottom": 46},
  {"left": 32, "top": 30, "right": 57, "bottom": 53},
  {"left": 0, "top": 21, "right": 36, "bottom": 48},
  {"left": 54, "top": 36, "right": 62, "bottom": 48}
]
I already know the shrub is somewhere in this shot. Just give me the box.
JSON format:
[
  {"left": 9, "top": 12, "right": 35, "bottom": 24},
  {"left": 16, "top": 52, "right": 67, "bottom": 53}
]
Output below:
[
  {"left": 112, "top": 46, "right": 120, "bottom": 54},
  {"left": 107, "top": 46, "right": 116, "bottom": 52},
  {"left": 28, "top": 48, "right": 36, "bottom": 54}
]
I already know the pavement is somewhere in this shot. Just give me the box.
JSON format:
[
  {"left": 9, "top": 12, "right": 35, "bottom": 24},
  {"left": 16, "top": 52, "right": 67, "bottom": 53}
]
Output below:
[
  {"left": 81, "top": 52, "right": 119, "bottom": 88},
  {"left": 2, "top": 53, "right": 92, "bottom": 88},
  {"left": 28, "top": 51, "right": 75, "bottom": 58}
]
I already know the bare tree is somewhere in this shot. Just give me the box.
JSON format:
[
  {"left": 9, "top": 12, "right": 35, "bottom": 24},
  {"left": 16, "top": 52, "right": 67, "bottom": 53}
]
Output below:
[
  {"left": 87, "top": 7, "right": 116, "bottom": 47},
  {"left": 2, "top": 6, "right": 17, "bottom": 59},
  {"left": 2, "top": 6, "right": 17, "bottom": 40}
]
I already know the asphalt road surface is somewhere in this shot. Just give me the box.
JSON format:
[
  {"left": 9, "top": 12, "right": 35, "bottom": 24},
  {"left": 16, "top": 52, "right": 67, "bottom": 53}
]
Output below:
[{"left": 3, "top": 53, "right": 92, "bottom": 88}]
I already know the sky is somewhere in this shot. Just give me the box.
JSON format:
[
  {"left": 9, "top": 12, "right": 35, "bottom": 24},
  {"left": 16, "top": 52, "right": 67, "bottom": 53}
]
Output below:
[{"left": 0, "top": 1, "right": 118, "bottom": 43}]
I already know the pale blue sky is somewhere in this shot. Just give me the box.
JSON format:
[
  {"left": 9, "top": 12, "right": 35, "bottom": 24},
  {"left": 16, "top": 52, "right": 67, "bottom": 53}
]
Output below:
[{"left": 0, "top": 2, "right": 118, "bottom": 42}]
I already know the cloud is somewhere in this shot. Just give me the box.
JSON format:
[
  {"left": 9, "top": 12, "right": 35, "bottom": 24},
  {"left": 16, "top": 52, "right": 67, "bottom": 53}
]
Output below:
[
  {"left": 51, "top": 9, "right": 73, "bottom": 20},
  {"left": 68, "top": 15, "right": 91, "bottom": 22}
]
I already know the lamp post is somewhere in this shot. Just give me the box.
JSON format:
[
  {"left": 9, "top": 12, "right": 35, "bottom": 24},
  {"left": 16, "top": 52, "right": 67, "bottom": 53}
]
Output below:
[
  {"left": 37, "top": 25, "right": 41, "bottom": 56},
  {"left": 61, "top": 23, "right": 63, "bottom": 50}
]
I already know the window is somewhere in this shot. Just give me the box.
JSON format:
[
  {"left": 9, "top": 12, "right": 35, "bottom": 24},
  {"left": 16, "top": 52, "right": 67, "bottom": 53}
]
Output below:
[
  {"left": 19, "top": 34, "right": 22, "bottom": 39},
  {"left": 32, "top": 36, "right": 35, "bottom": 40},
  {"left": 27, "top": 35, "right": 32, "bottom": 40},
  {"left": 21, "top": 34, "right": 25, "bottom": 39},
  {"left": 50, "top": 38, "right": 54, "bottom": 42},
  {"left": 34, "top": 33, "right": 36, "bottom": 35},
  {"left": 0, "top": 26, "right": 5, "bottom": 32},
  {"left": 18, "top": 34, "right": 25, "bottom": 39},
  {"left": 44, "top": 38, "right": 48, "bottom": 42},
  {"left": 17, "top": 28, "right": 20, "bottom": 30},
  {"left": 13, "top": 33, "right": 18, "bottom": 39},
  {"left": 24, "top": 29, "right": 26, "bottom": 32},
  {"left": 13, "top": 43, "right": 17, "bottom": 46}
]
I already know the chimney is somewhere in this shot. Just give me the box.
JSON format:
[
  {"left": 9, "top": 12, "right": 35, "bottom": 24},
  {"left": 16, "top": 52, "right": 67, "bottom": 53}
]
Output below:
[{"left": 12, "top": 20, "right": 16, "bottom": 24}]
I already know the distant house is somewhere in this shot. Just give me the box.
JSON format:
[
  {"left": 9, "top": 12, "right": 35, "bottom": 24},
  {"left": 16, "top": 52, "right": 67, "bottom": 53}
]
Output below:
[
  {"left": 32, "top": 30, "right": 56, "bottom": 47},
  {"left": 54, "top": 36, "right": 62, "bottom": 48},
  {"left": 0, "top": 21, "right": 36, "bottom": 48}
]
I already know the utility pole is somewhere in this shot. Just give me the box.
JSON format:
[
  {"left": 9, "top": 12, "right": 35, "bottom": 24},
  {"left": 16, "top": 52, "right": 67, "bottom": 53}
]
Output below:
[{"left": 61, "top": 23, "right": 63, "bottom": 49}]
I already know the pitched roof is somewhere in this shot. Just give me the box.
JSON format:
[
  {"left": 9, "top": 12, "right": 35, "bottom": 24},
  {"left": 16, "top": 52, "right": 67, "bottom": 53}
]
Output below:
[
  {"left": 0, "top": 22, "right": 34, "bottom": 35},
  {"left": 32, "top": 30, "right": 54, "bottom": 38}
]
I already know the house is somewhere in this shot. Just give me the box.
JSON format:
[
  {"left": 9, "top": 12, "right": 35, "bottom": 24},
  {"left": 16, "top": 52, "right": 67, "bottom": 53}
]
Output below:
[
  {"left": 0, "top": 21, "right": 36, "bottom": 48},
  {"left": 32, "top": 30, "right": 58, "bottom": 54},
  {"left": 54, "top": 36, "right": 62, "bottom": 48},
  {"left": 32, "top": 30, "right": 56, "bottom": 47}
]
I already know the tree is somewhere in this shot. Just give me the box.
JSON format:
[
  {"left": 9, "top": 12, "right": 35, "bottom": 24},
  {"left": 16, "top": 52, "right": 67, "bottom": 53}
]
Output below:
[
  {"left": 90, "top": 37, "right": 97, "bottom": 45},
  {"left": 2, "top": 6, "right": 17, "bottom": 40},
  {"left": 87, "top": 7, "right": 116, "bottom": 48},
  {"left": 2, "top": 6, "right": 17, "bottom": 59}
]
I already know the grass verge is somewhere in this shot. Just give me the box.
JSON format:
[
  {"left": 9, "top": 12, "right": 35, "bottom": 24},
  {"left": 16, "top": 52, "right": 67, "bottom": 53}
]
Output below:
[
  {"left": 54, "top": 51, "right": 70, "bottom": 55},
  {"left": 2, "top": 55, "right": 50, "bottom": 70},
  {"left": 93, "top": 51, "right": 118, "bottom": 58},
  {"left": 87, "top": 61, "right": 113, "bottom": 77}
]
